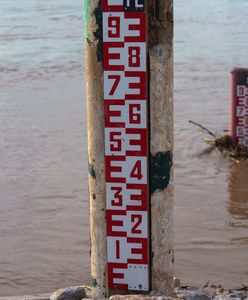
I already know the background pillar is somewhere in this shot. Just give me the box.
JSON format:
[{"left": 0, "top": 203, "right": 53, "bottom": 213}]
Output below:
[{"left": 230, "top": 68, "right": 248, "bottom": 147}]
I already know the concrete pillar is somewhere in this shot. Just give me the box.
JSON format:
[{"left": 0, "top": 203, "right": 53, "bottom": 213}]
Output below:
[
  {"left": 84, "top": 0, "right": 107, "bottom": 298},
  {"left": 148, "top": 0, "right": 174, "bottom": 295},
  {"left": 84, "top": 0, "right": 174, "bottom": 297}
]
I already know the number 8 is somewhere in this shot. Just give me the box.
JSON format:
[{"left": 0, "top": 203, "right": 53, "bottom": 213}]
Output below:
[{"left": 128, "top": 46, "right": 141, "bottom": 68}]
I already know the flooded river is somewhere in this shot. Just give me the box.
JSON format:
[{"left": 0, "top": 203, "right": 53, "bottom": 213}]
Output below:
[{"left": 0, "top": 0, "right": 247, "bottom": 296}]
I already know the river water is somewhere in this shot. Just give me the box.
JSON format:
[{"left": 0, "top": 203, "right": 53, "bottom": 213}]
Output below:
[{"left": 0, "top": 0, "right": 247, "bottom": 296}]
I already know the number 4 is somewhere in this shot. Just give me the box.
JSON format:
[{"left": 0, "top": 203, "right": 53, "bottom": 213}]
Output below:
[{"left": 130, "top": 160, "right": 143, "bottom": 180}]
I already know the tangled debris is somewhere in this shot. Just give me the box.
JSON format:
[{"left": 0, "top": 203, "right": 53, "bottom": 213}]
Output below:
[
  {"left": 189, "top": 120, "right": 248, "bottom": 162},
  {"left": 214, "top": 135, "right": 248, "bottom": 160}
]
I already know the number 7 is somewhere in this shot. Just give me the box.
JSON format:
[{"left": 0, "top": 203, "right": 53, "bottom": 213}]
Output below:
[{"left": 108, "top": 74, "right": 121, "bottom": 96}]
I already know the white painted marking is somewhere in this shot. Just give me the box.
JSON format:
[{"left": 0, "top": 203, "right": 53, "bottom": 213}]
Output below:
[
  {"left": 108, "top": 0, "right": 123, "bottom": 6},
  {"left": 112, "top": 264, "right": 149, "bottom": 290},
  {"left": 106, "top": 183, "right": 144, "bottom": 210},
  {"left": 104, "top": 71, "right": 146, "bottom": 100},
  {"left": 106, "top": 100, "right": 147, "bottom": 128},
  {"left": 103, "top": 13, "right": 144, "bottom": 42},
  {"left": 107, "top": 237, "right": 147, "bottom": 263}
]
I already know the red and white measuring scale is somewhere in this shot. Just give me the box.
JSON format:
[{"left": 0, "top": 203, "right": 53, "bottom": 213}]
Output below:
[
  {"left": 102, "top": 0, "right": 149, "bottom": 292},
  {"left": 230, "top": 69, "right": 248, "bottom": 147}
]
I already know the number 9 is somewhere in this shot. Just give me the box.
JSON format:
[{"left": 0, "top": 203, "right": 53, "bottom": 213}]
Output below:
[{"left": 108, "top": 16, "right": 120, "bottom": 38}]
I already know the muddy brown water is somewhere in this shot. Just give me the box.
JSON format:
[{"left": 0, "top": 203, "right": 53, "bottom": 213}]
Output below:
[{"left": 0, "top": 0, "right": 248, "bottom": 296}]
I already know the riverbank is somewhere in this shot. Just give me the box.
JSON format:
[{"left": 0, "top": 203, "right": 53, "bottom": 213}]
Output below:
[{"left": 2, "top": 282, "right": 248, "bottom": 300}]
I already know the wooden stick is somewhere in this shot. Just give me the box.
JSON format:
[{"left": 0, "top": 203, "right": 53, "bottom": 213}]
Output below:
[{"left": 189, "top": 120, "right": 216, "bottom": 137}]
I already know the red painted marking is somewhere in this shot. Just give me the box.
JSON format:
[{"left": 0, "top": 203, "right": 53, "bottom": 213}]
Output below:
[
  {"left": 131, "top": 214, "right": 142, "bottom": 234},
  {"left": 129, "top": 103, "right": 141, "bottom": 124},
  {"left": 116, "top": 239, "right": 121, "bottom": 259},
  {"left": 108, "top": 263, "right": 128, "bottom": 290},
  {"left": 104, "top": 42, "right": 124, "bottom": 71},
  {"left": 130, "top": 160, "right": 143, "bottom": 180},
  {"left": 237, "top": 117, "right": 245, "bottom": 126},
  {"left": 111, "top": 186, "right": 123, "bottom": 207},
  {"left": 108, "top": 16, "right": 121, "bottom": 37},
  {"left": 109, "top": 131, "right": 123, "bottom": 152},
  {"left": 126, "top": 184, "right": 148, "bottom": 211},
  {"left": 106, "top": 210, "right": 127, "bottom": 237},
  {"left": 104, "top": 100, "right": 125, "bottom": 128},
  {"left": 128, "top": 46, "right": 141, "bottom": 67},
  {"left": 127, "top": 237, "right": 148, "bottom": 264},
  {"left": 102, "top": 0, "right": 123, "bottom": 12},
  {"left": 105, "top": 156, "right": 126, "bottom": 183},
  {"left": 125, "top": 71, "right": 147, "bottom": 99},
  {"left": 108, "top": 74, "right": 121, "bottom": 96},
  {"left": 124, "top": 12, "right": 146, "bottom": 42},
  {"left": 126, "top": 128, "right": 147, "bottom": 156}
]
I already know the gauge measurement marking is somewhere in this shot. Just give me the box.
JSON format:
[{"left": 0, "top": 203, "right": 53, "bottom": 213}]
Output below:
[{"left": 103, "top": 0, "right": 149, "bottom": 292}]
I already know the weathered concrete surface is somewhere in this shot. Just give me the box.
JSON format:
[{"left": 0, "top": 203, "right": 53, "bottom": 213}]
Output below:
[
  {"left": 85, "top": 0, "right": 106, "bottom": 298},
  {"left": 148, "top": 0, "right": 174, "bottom": 295}
]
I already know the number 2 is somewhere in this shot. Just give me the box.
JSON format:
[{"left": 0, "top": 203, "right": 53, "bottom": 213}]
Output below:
[{"left": 131, "top": 214, "right": 142, "bottom": 234}]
